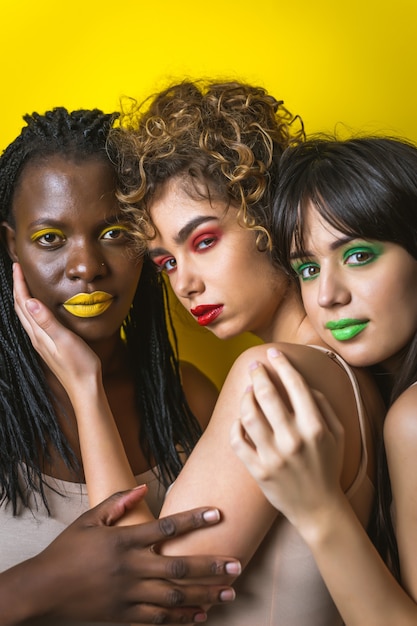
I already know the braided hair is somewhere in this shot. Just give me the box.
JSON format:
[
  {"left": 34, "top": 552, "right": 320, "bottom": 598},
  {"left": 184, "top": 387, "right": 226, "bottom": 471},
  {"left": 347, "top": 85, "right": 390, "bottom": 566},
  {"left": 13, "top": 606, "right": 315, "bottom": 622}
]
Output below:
[{"left": 0, "top": 107, "right": 201, "bottom": 513}]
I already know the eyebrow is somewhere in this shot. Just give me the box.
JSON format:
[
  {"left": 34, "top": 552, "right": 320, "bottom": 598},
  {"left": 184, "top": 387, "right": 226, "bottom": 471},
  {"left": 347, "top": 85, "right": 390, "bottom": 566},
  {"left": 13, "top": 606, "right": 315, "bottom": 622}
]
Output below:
[
  {"left": 28, "top": 214, "right": 127, "bottom": 230},
  {"left": 290, "top": 235, "right": 355, "bottom": 260},
  {"left": 175, "top": 216, "right": 218, "bottom": 244},
  {"left": 148, "top": 215, "right": 218, "bottom": 258}
]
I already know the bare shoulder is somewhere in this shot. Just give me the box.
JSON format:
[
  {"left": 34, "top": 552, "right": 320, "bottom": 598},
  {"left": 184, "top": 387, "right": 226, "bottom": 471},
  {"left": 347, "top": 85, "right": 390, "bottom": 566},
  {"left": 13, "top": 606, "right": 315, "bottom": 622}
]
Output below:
[
  {"left": 384, "top": 384, "right": 417, "bottom": 455},
  {"left": 179, "top": 361, "right": 219, "bottom": 430},
  {"left": 230, "top": 342, "right": 384, "bottom": 493}
]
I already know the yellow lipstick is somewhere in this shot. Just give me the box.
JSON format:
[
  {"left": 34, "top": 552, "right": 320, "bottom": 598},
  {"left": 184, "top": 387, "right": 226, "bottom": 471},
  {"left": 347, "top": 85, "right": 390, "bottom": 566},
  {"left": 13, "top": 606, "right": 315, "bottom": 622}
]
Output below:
[{"left": 63, "top": 292, "right": 113, "bottom": 318}]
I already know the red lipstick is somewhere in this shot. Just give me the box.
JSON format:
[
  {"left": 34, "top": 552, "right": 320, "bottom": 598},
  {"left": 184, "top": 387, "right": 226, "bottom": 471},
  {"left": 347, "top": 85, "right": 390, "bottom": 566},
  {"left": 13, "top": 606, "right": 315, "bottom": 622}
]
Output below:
[{"left": 190, "top": 304, "right": 224, "bottom": 327}]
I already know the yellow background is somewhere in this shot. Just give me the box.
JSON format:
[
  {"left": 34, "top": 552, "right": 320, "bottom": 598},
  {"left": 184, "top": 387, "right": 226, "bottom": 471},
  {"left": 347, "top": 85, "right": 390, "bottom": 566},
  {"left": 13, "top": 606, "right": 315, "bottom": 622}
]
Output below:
[{"left": 2, "top": 0, "right": 416, "bottom": 387}]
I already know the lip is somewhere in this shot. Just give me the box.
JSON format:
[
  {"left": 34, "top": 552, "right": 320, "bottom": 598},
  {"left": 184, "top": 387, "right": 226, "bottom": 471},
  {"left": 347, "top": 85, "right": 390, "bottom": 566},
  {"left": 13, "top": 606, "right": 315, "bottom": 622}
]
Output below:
[
  {"left": 62, "top": 291, "right": 114, "bottom": 318},
  {"left": 325, "top": 318, "right": 369, "bottom": 342},
  {"left": 190, "top": 304, "right": 224, "bottom": 327}
]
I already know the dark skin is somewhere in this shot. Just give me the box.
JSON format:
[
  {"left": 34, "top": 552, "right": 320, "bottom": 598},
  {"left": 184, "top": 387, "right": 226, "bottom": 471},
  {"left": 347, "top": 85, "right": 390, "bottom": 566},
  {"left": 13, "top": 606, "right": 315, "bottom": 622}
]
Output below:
[
  {"left": 0, "top": 156, "right": 239, "bottom": 624},
  {"left": 0, "top": 487, "right": 240, "bottom": 625},
  {"left": 3, "top": 156, "right": 217, "bottom": 479}
]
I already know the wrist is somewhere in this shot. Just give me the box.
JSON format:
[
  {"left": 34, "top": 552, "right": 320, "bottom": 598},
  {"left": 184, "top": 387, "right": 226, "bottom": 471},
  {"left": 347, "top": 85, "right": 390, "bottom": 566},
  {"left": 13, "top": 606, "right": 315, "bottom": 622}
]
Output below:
[
  {"left": 0, "top": 556, "right": 51, "bottom": 624},
  {"left": 66, "top": 367, "right": 103, "bottom": 407},
  {"left": 294, "top": 488, "right": 350, "bottom": 548}
]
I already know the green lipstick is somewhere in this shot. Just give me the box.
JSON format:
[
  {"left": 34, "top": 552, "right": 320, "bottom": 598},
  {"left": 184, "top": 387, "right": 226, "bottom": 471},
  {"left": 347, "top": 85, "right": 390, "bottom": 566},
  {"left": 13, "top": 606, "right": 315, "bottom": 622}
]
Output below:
[{"left": 325, "top": 318, "right": 368, "bottom": 341}]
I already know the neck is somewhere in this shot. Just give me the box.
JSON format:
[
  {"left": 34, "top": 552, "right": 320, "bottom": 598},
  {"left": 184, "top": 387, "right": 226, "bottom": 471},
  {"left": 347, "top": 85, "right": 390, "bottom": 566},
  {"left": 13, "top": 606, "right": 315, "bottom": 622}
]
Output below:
[{"left": 256, "top": 288, "right": 325, "bottom": 347}]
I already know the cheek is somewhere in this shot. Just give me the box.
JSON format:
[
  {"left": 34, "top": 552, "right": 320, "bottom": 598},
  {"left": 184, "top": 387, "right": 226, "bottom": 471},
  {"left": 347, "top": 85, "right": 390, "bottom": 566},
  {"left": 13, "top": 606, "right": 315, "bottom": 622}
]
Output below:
[
  {"left": 20, "top": 260, "right": 61, "bottom": 303},
  {"left": 299, "top": 285, "right": 318, "bottom": 319},
  {"left": 120, "top": 260, "right": 144, "bottom": 298}
]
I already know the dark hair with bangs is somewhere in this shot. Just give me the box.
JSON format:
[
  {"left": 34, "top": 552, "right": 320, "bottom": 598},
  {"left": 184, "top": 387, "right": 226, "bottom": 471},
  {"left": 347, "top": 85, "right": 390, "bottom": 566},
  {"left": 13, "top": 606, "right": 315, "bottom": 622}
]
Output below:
[
  {"left": 272, "top": 134, "right": 417, "bottom": 583},
  {"left": 272, "top": 136, "right": 417, "bottom": 274}
]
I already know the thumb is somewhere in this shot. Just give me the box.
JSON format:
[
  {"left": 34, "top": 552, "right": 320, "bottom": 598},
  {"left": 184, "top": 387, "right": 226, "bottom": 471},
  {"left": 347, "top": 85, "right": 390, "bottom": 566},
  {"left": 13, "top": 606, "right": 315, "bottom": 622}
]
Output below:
[{"left": 92, "top": 485, "right": 149, "bottom": 526}]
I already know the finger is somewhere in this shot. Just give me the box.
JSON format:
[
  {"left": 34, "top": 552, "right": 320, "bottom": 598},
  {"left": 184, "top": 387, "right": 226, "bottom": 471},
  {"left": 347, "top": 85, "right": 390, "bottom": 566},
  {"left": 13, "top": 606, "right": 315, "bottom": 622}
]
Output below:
[
  {"left": 12, "top": 262, "right": 31, "bottom": 300},
  {"left": 13, "top": 264, "right": 35, "bottom": 334},
  {"left": 247, "top": 360, "right": 301, "bottom": 455},
  {"left": 312, "top": 390, "right": 345, "bottom": 447},
  {"left": 129, "top": 507, "right": 226, "bottom": 546},
  {"left": 129, "top": 578, "right": 236, "bottom": 608},
  {"left": 266, "top": 349, "right": 327, "bottom": 439},
  {"left": 91, "top": 486, "right": 150, "bottom": 526},
  {"left": 230, "top": 417, "right": 263, "bottom": 469},
  {"left": 122, "top": 602, "right": 210, "bottom": 625},
  {"left": 96, "top": 490, "right": 241, "bottom": 573}
]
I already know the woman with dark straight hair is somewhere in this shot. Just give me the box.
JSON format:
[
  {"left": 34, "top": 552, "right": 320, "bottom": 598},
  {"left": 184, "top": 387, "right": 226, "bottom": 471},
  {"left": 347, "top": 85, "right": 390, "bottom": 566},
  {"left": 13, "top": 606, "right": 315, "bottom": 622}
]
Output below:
[{"left": 231, "top": 136, "right": 417, "bottom": 625}]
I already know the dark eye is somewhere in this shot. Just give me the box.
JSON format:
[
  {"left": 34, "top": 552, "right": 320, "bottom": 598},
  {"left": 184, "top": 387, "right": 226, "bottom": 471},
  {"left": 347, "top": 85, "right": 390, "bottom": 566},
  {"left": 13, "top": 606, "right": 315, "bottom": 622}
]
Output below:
[
  {"left": 31, "top": 228, "right": 66, "bottom": 247},
  {"left": 152, "top": 255, "right": 177, "bottom": 274},
  {"left": 101, "top": 225, "right": 131, "bottom": 241},
  {"left": 345, "top": 250, "right": 373, "bottom": 265},
  {"left": 196, "top": 237, "right": 216, "bottom": 250},
  {"left": 292, "top": 261, "right": 320, "bottom": 281}
]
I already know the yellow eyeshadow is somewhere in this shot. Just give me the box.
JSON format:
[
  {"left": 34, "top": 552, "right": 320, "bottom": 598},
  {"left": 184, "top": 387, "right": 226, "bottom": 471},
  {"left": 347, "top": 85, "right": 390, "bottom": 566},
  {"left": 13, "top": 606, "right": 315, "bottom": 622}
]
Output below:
[
  {"left": 99, "top": 224, "right": 130, "bottom": 236},
  {"left": 30, "top": 228, "right": 64, "bottom": 241}
]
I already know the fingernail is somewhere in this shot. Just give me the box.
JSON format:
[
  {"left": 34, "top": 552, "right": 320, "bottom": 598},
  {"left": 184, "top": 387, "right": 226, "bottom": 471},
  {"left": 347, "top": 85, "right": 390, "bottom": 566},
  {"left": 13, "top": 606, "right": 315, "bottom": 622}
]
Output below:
[
  {"left": 133, "top": 484, "right": 147, "bottom": 491},
  {"left": 25, "top": 299, "right": 40, "bottom": 314},
  {"left": 225, "top": 561, "right": 242, "bottom": 575},
  {"left": 267, "top": 347, "right": 282, "bottom": 358},
  {"left": 202, "top": 508, "right": 220, "bottom": 523},
  {"left": 249, "top": 360, "right": 260, "bottom": 371},
  {"left": 193, "top": 612, "right": 208, "bottom": 622},
  {"left": 220, "top": 588, "right": 236, "bottom": 602}
]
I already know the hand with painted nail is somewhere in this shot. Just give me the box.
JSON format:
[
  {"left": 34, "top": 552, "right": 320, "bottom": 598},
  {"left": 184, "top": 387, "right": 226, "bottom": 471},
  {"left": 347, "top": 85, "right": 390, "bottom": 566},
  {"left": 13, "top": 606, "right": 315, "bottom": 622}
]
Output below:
[
  {"left": 0, "top": 486, "right": 240, "bottom": 625},
  {"left": 230, "top": 348, "right": 345, "bottom": 533},
  {"left": 13, "top": 262, "right": 101, "bottom": 398}
]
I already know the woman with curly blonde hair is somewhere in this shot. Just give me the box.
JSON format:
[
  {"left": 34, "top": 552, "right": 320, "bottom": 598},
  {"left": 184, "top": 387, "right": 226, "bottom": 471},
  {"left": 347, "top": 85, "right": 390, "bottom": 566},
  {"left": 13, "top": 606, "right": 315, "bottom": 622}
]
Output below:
[{"left": 14, "top": 81, "right": 384, "bottom": 625}]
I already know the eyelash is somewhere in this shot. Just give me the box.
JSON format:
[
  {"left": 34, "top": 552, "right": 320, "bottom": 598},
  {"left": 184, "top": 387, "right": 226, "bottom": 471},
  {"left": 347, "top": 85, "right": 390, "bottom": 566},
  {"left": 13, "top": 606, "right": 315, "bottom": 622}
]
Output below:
[
  {"left": 152, "top": 231, "right": 220, "bottom": 274},
  {"left": 153, "top": 257, "right": 177, "bottom": 274},
  {"left": 31, "top": 228, "right": 66, "bottom": 247},
  {"left": 193, "top": 233, "right": 218, "bottom": 251},
  {"left": 31, "top": 225, "right": 132, "bottom": 248},
  {"left": 99, "top": 225, "right": 132, "bottom": 242},
  {"left": 292, "top": 245, "right": 380, "bottom": 282}
]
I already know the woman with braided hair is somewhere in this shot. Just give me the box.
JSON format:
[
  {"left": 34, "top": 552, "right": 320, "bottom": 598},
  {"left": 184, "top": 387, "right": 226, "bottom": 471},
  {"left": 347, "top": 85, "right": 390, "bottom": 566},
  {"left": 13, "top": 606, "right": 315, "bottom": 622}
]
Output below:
[
  {"left": 0, "top": 106, "right": 241, "bottom": 626},
  {"left": 15, "top": 82, "right": 385, "bottom": 625}
]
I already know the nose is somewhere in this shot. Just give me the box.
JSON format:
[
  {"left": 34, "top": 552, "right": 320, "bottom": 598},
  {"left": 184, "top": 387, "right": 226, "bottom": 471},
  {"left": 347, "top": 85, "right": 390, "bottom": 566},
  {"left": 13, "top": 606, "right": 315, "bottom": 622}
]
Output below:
[
  {"left": 172, "top": 261, "right": 205, "bottom": 300},
  {"left": 66, "top": 242, "right": 107, "bottom": 282},
  {"left": 317, "top": 267, "right": 351, "bottom": 308}
]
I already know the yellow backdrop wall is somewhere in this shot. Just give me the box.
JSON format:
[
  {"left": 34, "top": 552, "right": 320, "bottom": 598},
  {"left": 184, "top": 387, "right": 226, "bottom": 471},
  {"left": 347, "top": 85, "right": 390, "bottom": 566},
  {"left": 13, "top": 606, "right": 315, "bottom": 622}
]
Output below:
[{"left": 2, "top": 0, "right": 416, "bottom": 386}]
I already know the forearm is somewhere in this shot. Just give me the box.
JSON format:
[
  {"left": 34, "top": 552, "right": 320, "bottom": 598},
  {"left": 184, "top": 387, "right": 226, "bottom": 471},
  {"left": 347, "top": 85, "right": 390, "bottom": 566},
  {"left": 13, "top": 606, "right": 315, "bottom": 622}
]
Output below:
[
  {"left": 69, "top": 374, "right": 153, "bottom": 525},
  {"left": 301, "top": 492, "right": 417, "bottom": 626}
]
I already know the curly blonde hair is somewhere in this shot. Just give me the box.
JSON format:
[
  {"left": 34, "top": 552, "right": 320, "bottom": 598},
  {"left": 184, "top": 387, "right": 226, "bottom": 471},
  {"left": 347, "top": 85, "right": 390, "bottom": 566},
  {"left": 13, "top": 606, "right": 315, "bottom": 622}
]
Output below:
[{"left": 110, "top": 80, "right": 304, "bottom": 253}]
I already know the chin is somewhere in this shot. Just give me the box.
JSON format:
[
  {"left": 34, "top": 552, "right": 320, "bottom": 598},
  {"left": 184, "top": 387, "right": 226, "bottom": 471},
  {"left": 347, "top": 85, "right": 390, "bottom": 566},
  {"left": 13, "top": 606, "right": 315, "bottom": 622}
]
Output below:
[
  {"left": 207, "top": 324, "right": 241, "bottom": 342},
  {"left": 331, "top": 346, "right": 375, "bottom": 369}
]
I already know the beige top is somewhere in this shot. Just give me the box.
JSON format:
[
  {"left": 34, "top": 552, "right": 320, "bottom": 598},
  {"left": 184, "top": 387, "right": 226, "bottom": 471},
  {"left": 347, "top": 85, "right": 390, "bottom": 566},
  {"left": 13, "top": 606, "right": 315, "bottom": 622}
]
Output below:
[
  {"left": 0, "top": 467, "right": 165, "bottom": 626},
  {"left": 206, "top": 348, "right": 374, "bottom": 625}
]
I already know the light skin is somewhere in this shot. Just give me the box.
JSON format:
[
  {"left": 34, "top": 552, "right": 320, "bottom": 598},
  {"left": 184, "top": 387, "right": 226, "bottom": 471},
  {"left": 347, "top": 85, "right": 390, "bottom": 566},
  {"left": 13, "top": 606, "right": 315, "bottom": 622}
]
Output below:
[
  {"left": 230, "top": 203, "right": 417, "bottom": 625},
  {"left": 14, "top": 172, "right": 384, "bottom": 625},
  {"left": 290, "top": 204, "right": 417, "bottom": 371},
  {"left": 2, "top": 156, "right": 241, "bottom": 625}
]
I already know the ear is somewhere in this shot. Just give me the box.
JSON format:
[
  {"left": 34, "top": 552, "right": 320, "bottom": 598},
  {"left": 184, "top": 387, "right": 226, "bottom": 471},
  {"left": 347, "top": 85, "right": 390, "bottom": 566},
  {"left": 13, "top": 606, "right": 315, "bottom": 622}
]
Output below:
[{"left": 0, "top": 221, "right": 19, "bottom": 262}]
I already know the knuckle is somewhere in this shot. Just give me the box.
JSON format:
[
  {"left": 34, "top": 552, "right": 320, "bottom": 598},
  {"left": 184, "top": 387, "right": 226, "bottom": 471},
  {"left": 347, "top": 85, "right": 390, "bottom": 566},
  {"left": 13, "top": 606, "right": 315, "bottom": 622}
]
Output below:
[
  {"left": 158, "top": 516, "right": 177, "bottom": 537},
  {"left": 209, "top": 558, "right": 227, "bottom": 575},
  {"left": 168, "top": 558, "right": 189, "bottom": 579},
  {"left": 166, "top": 587, "right": 186, "bottom": 607},
  {"left": 151, "top": 611, "right": 169, "bottom": 624}
]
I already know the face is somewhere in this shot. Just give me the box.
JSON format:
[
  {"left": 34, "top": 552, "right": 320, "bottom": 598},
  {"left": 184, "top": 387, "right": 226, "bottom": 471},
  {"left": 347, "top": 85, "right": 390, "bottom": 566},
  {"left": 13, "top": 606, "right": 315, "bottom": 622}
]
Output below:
[
  {"left": 147, "top": 177, "right": 287, "bottom": 341},
  {"left": 291, "top": 203, "right": 417, "bottom": 371},
  {"left": 3, "top": 155, "right": 143, "bottom": 345}
]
